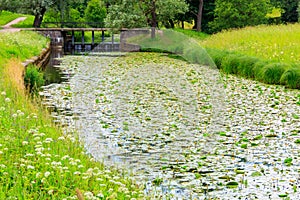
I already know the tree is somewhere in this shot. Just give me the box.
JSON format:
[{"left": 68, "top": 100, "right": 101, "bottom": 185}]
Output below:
[
  {"left": 84, "top": 0, "right": 106, "bottom": 27},
  {"left": 184, "top": 0, "right": 215, "bottom": 32},
  {"left": 209, "top": 0, "right": 271, "bottom": 33},
  {"left": 105, "top": 0, "right": 188, "bottom": 29},
  {"left": 21, "top": 0, "right": 57, "bottom": 27},
  {"left": 271, "top": 0, "right": 299, "bottom": 23}
]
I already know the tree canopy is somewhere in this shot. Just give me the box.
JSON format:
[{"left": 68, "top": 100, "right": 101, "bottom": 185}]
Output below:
[{"left": 1, "top": 0, "right": 300, "bottom": 32}]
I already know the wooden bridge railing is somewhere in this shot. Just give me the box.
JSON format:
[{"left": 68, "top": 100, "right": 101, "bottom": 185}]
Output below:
[{"left": 42, "top": 22, "right": 105, "bottom": 28}]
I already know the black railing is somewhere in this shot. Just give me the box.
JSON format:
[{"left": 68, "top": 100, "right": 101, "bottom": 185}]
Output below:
[{"left": 42, "top": 22, "right": 105, "bottom": 28}]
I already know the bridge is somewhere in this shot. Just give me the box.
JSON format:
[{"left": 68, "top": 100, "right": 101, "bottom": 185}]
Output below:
[{"left": 30, "top": 22, "right": 149, "bottom": 53}]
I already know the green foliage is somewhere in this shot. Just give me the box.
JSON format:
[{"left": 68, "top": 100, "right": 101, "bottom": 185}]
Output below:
[
  {"left": 84, "top": 0, "right": 106, "bottom": 27},
  {"left": 280, "top": 67, "right": 300, "bottom": 88},
  {"left": 209, "top": 0, "right": 271, "bottom": 32},
  {"left": 105, "top": 0, "right": 188, "bottom": 29},
  {"left": 261, "top": 62, "right": 289, "bottom": 84},
  {"left": 221, "top": 54, "right": 241, "bottom": 74},
  {"left": 24, "top": 65, "right": 45, "bottom": 94},
  {"left": 0, "top": 10, "right": 24, "bottom": 26},
  {"left": 174, "top": 28, "right": 209, "bottom": 40}
]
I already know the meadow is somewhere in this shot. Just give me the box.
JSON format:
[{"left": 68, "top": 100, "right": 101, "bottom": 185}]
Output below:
[
  {"left": 0, "top": 31, "right": 143, "bottom": 199},
  {"left": 177, "top": 24, "right": 300, "bottom": 89}
]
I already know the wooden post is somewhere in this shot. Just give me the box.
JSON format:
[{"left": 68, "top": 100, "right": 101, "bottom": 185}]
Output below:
[
  {"left": 72, "top": 30, "right": 75, "bottom": 48},
  {"left": 92, "top": 31, "right": 95, "bottom": 49},
  {"left": 102, "top": 30, "right": 105, "bottom": 42},
  {"left": 81, "top": 30, "right": 85, "bottom": 50},
  {"left": 111, "top": 33, "right": 114, "bottom": 51}
]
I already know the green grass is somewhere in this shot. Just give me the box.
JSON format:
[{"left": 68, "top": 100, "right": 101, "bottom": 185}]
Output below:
[
  {"left": 0, "top": 11, "right": 24, "bottom": 26},
  {"left": 0, "top": 10, "right": 34, "bottom": 28},
  {"left": 195, "top": 24, "right": 300, "bottom": 89},
  {"left": 201, "top": 24, "right": 300, "bottom": 63},
  {"left": 12, "top": 16, "right": 35, "bottom": 28},
  {"left": 0, "top": 31, "right": 143, "bottom": 199},
  {"left": 173, "top": 28, "right": 209, "bottom": 40}
]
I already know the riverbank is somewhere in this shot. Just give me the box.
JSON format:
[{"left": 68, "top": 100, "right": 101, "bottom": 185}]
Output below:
[{"left": 0, "top": 31, "right": 144, "bottom": 199}]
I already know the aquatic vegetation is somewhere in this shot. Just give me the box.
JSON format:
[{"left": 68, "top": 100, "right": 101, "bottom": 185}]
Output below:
[{"left": 42, "top": 52, "right": 300, "bottom": 199}]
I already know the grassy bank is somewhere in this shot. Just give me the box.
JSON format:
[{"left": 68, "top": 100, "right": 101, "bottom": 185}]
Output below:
[
  {"left": 177, "top": 25, "right": 300, "bottom": 89},
  {"left": 0, "top": 31, "right": 143, "bottom": 199}
]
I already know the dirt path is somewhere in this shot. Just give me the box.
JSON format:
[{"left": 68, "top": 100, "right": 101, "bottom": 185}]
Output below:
[{"left": 0, "top": 17, "right": 27, "bottom": 33}]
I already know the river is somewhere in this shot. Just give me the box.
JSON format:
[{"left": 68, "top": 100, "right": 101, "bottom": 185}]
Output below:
[{"left": 41, "top": 51, "right": 300, "bottom": 199}]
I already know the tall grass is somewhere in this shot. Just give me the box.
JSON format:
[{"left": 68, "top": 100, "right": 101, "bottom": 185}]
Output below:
[
  {"left": 201, "top": 24, "right": 300, "bottom": 63},
  {"left": 0, "top": 31, "right": 144, "bottom": 199},
  {"left": 197, "top": 24, "right": 300, "bottom": 89}
]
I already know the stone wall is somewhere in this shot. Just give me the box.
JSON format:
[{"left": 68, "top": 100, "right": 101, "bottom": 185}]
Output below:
[{"left": 22, "top": 43, "right": 51, "bottom": 70}]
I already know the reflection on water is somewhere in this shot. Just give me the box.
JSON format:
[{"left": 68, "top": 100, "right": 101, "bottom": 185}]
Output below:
[{"left": 43, "top": 46, "right": 64, "bottom": 85}]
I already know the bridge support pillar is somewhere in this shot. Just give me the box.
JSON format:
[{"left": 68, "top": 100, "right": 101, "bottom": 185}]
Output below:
[
  {"left": 102, "top": 31, "right": 105, "bottom": 42},
  {"left": 81, "top": 31, "right": 85, "bottom": 50},
  {"left": 72, "top": 30, "right": 75, "bottom": 48},
  {"left": 92, "top": 31, "right": 95, "bottom": 49}
]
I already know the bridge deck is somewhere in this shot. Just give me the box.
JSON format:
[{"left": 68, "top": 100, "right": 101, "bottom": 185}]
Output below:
[{"left": 28, "top": 28, "right": 129, "bottom": 32}]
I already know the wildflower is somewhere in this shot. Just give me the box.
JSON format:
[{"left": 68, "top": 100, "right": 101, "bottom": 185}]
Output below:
[
  {"left": 0, "top": 151, "right": 3, "bottom": 155},
  {"left": 5, "top": 97, "right": 10, "bottom": 102},
  {"left": 58, "top": 136, "right": 65, "bottom": 140},
  {"left": 44, "top": 138, "right": 53, "bottom": 143},
  {"left": 96, "top": 193, "right": 104, "bottom": 198},
  {"left": 84, "top": 191, "right": 94, "bottom": 199},
  {"left": 74, "top": 171, "right": 81, "bottom": 175},
  {"left": 44, "top": 171, "right": 51, "bottom": 178},
  {"left": 0, "top": 107, "right": 5, "bottom": 111},
  {"left": 78, "top": 164, "right": 84, "bottom": 168},
  {"left": 34, "top": 137, "right": 41, "bottom": 141},
  {"left": 1, "top": 91, "right": 6, "bottom": 96},
  {"left": 0, "top": 164, "right": 6, "bottom": 168},
  {"left": 25, "top": 153, "right": 34, "bottom": 157},
  {"left": 48, "top": 189, "right": 54, "bottom": 195},
  {"left": 12, "top": 113, "right": 18, "bottom": 118},
  {"left": 61, "top": 155, "right": 70, "bottom": 160},
  {"left": 36, "top": 172, "right": 42, "bottom": 178},
  {"left": 22, "top": 141, "right": 29, "bottom": 145},
  {"left": 27, "top": 165, "right": 35, "bottom": 170}
]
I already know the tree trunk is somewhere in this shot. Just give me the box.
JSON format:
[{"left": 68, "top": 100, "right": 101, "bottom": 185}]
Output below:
[
  {"left": 33, "top": 7, "right": 47, "bottom": 28},
  {"left": 181, "top": 21, "right": 185, "bottom": 29},
  {"left": 151, "top": 0, "right": 157, "bottom": 38},
  {"left": 169, "top": 19, "right": 175, "bottom": 29},
  {"left": 196, "top": 0, "right": 204, "bottom": 32}
]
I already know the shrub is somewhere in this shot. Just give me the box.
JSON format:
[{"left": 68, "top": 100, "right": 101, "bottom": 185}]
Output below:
[
  {"left": 261, "top": 63, "right": 290, "bottom": 84},
  {"left": 24, "top": 65, "right": 45, "bottom": 94},
  {"left": 236, "top": 56, "right": 259, "bottom": 78},
  {"left": 221, "top": 54, "right": 242, "bottom": 74},
  {"left": 206, "top": 48, "right": 229, "bottom": 69},
  {"left": 280, "top": 67, "right": 300, "bottom": 89}
]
